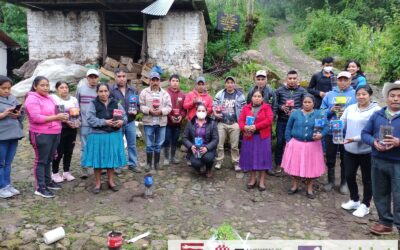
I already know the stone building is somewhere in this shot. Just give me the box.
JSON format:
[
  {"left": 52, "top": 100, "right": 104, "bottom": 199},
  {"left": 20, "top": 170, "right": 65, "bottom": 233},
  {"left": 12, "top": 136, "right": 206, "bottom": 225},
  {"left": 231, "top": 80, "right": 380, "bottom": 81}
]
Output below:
[
  {"left": 6, "top": 0, "right": 210, "bottom": 78},
  {"left": 0, "top": 30, "right": 20, "bottom": 76}
]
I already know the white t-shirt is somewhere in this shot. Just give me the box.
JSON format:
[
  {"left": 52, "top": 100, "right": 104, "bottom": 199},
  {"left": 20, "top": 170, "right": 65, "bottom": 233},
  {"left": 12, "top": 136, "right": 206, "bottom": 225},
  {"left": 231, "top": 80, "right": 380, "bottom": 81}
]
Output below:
[{"left": 51, "top": 94, "right": 79, "bottom": 112}]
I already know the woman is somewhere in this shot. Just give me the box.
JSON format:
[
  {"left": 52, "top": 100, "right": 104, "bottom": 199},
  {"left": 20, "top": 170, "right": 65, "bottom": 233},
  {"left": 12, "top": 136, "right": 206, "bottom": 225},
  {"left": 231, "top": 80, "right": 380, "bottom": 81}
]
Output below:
[
  {"left": 0, "top": 76, "right": 24, "bottom": 198},
  {"left": 25, "top": 76, "right": 68, "bottom": 198},
  {"left": 238, "top": 90, "right": 273, "bottom": 191},
  {"left": 82, "top": 83, "right": 127, "bottom": 194},
  {"left": 50, "top": 81, "right": 80, "bottom": 182},
  {"left": 340, "top": 85, "right": 381, "bottom": 217},
  {"left": 345, "top": 60, "right": 367, "bottom": 89},
  {"left": 281, "top": 95, "right": 328, "bottom": 199},
  {"left": 183, "top": 104, "right": 218, "bottom": 178}
]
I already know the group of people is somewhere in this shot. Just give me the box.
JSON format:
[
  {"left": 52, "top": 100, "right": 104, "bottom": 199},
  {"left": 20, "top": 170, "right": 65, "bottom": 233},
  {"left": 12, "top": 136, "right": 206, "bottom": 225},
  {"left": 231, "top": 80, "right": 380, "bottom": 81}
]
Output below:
[{"left": 0, "top": 56, "right": 399, "bottom": 236}]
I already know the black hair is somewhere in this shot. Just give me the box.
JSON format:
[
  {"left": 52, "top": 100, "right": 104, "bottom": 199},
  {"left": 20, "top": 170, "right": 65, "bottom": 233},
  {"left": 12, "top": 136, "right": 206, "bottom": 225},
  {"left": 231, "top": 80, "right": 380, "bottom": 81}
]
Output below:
[
  {"left": 356, "top": 85, "right": 373, "bottom": 95},
  {"left": 0, "top": 75, "right": 12, "bottom": 86},
  {"left": 30, "top": 76, "right": 49, "bottom": 92},
  {"left": 196, "top": 103, "right": 207, "bottom": 111},
  {"left": 345, "top": 60, "right": 365, "bottom": 76},
  {"left": 252, "top": 89, "right": 265, "bottom": 98},
  {"left": 114, "top": 68, "right": 127, "bottom": 74},
  {"left": 321, "top": 57, "right": 334, "bottom": 65},
  {"left": 55, "top": 81, "right": 69, "bottom": 89},
  {"left": 302, "top": 94, "right": 315, "bottom": 104},
  {"left": 169, "top": 74, "right": 180, "bottom": 81},
  {"left": 287, "top": 70, "right": 298, "bottom": 75},
  {"left": 96, "top": 83, "right": 110, "bottom": 92}
]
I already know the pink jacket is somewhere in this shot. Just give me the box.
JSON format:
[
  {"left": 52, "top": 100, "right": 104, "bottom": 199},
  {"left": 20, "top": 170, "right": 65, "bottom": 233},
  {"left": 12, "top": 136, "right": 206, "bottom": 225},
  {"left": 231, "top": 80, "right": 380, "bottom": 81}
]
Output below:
[{"left": 25, "top": 92, "right": 62, "bottom": 134}]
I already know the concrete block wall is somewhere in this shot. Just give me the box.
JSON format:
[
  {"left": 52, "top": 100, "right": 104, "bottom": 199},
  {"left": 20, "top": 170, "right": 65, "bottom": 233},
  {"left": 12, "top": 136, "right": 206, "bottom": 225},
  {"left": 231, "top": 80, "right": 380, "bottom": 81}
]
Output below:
[
  {"left": 27, "top": 10, "right": 102, "bottom": 64},
  {"left": 147, "top": 11, "right": 207, "bottom": 78}
]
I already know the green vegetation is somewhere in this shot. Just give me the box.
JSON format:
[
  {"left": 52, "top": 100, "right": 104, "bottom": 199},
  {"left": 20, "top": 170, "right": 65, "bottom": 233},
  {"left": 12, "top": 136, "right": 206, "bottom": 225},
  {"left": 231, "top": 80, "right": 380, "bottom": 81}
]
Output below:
[
  {"left": 211, "top": 223, "right": 240, "bottom": 240},
  {"left": 286, "top": 0, "right": 400, "bottom": 83}
]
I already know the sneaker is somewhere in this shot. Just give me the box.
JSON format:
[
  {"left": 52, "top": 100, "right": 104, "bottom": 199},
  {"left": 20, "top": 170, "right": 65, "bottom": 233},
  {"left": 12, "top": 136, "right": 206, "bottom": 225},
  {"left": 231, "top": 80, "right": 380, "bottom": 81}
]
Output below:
[
  {"left": 0, "top": 187, "right": 13, "bottom": 198},
  {"left": 163, "top": 159, "right": 170, "bottom": 166},
  {"left": 234, "top": 163, "right": 241, "bottom": 172},
  {"left": 214, "top": 162, "right": 222, "bottom": 169},
  {"left": 6, "top": 185, "right": 20, "bottom": 195},
  {"left": 353, "top": 204, "right": 370, "bottom": 217},
  {"left": 128, "top": 166, "right": 142, "bottom": 173},
  {"left": 52, "top": 173, "right": 64, "bottom": 183},
  {"left": 62, "top": 172, "right": 76, "bottom": 182},
  {"left": 34, "top": 188, "right": 55, "bottom": 198},
  {"left": 341, "top": 200, "right": 361, "bottom": 210},
  {"left": 47, "top": 181, "right": 62, "bottom": 190}
]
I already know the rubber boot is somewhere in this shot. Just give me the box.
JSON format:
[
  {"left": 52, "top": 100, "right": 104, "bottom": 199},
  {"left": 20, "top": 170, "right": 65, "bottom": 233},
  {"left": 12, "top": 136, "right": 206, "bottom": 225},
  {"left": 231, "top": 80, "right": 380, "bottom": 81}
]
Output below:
[
  {"left": 170, "top": 146, "right": 180, "bottom": 164},
  {"left": 324, "top": 168, "right": 335, "bottom": 192},
  {"left": 154, "top": 152, "right": 161, "bottom": 170},
  {"left": 163, "top": 147, "right": 170, "bottom": 166},
  {"left": 145, "top": 152, "right": 153, "bottom": 172}
]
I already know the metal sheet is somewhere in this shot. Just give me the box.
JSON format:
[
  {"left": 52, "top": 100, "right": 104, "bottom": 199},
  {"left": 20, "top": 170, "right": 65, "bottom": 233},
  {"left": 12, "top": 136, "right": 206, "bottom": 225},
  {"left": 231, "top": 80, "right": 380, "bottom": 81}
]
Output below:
[{"left": 141, "top": 0, "right": 175, "bottom": 16}]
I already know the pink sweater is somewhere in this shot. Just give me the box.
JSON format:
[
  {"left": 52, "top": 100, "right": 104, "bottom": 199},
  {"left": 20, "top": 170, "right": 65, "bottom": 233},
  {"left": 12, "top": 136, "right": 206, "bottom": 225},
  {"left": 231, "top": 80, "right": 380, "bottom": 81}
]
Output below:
[{"left": 25, "top": 92, "right": 61, "bottom": 134}]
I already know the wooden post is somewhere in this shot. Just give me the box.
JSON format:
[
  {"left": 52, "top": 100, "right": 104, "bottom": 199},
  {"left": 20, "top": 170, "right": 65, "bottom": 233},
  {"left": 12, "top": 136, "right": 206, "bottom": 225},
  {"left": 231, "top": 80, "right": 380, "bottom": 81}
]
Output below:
[
  {"left": 140, "top": 13, "right": 148, "bottom": 63},
  {"left": 100, "top": 11, "right": 107, "bottom": 64}
]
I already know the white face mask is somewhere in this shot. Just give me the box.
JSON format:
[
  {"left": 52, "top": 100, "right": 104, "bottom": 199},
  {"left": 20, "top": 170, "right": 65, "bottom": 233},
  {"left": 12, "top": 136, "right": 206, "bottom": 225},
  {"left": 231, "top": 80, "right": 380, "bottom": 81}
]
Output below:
[
  {"left": 196, "top": 111, "right": 207, "bottom": 119},
  {"left": 323, "top": 66, "right": 333, "bottom": 73}
]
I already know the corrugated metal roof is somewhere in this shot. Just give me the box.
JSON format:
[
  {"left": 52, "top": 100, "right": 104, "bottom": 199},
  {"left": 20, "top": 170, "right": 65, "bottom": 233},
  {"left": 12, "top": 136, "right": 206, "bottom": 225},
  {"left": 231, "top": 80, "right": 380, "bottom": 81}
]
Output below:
[
  {"left": 141, "top": 0, "right": 175, "bottom": 16},
  {"left": 0, "top": 30, "right": 20, "bottom": 48}
]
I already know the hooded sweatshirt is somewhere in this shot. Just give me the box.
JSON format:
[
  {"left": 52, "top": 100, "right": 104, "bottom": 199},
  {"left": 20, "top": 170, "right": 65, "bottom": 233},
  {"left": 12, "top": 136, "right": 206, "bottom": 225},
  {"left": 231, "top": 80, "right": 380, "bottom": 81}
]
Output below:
[
  {"left": 166, "top": 87, "right": 186, "bottom": 126},
  {"left": 25, "top": 92, "right": 62, "bottom": 134},
  {"left": 0, "top": 95, "right": 24, "bottom": 140},
  {"left": 320, "top": 86, "right": 357, "bottom": 120},
  {"left": 183, "top": 89, "right": 213, "bottom": 120},
  {"left": 341, "top": 102, "right": 381, "bottom": 154}
]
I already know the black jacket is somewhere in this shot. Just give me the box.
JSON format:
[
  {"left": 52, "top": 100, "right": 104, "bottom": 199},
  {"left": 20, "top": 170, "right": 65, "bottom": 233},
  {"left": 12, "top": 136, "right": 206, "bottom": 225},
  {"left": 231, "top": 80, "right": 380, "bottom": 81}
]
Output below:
[
  {"left": 307, "top": 71, "right": 337, "bottom": 108},
  {"left": 273, "top": 85, "right": 307, "bottom": 122},
  {"left": 183, "top": 117, "right": 219, "bottom": 155},
  {"left": 92, "top": 97, "right": 120, "bottom": 132},
  {"left": 246, "top": 85, "right": 276, "bottom": 109}
]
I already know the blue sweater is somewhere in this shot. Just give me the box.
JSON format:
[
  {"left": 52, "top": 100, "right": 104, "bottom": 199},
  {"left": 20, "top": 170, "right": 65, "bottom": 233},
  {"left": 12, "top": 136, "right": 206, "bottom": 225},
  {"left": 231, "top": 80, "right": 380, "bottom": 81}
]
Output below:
[
  {"left": 285, "top": 109, "right": 329, "bottom": 142},
  {"left": 361, "top": 107, "right": 400, "bottom": 161},
  {"left": 320, "top": 86, "right": 357, "bottom": 120}
]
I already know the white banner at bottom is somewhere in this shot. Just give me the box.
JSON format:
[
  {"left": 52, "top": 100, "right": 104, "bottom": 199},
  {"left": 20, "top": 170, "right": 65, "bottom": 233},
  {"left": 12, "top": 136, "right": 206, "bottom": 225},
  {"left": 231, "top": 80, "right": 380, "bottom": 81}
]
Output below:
[{"left": 169, "top": 240, "right": 398, "bottom": 250}]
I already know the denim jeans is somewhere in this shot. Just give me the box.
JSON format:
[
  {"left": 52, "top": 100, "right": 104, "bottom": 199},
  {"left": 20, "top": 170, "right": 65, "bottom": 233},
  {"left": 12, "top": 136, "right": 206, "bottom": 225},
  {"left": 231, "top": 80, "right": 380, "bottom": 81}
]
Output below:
[
  {"left": 124, "top": 121, "right": 138, "bottom": 167},
  {"left": 0, "top": 139, "right": 18, "bottom": 189},
  {"left": 274, "top": 121, "right": 287, "bottom": 166},
  {"left": 80, "top": 126, "right": 90, "bottom": 155},
  {"left": 371, "top": 157, "right": 400, "bottom": 228},
  {"left": 144, "top": 125, "right": 166, "bottom": 153},
  {"left": 163, "top": 125, "right": 181, "bottom": 149}
]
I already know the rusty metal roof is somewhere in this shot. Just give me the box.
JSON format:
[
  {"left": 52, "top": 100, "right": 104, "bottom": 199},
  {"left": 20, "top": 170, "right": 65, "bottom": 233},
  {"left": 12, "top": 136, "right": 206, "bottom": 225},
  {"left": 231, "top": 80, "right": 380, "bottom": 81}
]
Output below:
[
  {"left": 141, "top": 0, "right": 174, "bottom": 16},
  {"left": 0, "top": 30, "right": 20, "bottom": 48}
]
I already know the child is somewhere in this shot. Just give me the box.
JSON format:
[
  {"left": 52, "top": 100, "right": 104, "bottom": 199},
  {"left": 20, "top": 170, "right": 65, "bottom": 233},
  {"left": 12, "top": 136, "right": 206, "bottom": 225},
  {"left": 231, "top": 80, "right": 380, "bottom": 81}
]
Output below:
[
  {"left": 0, "top": 76, "right": 24, "bottom": 198},
  {"left": 281, "top": 95, "right": 328, "bottom": 199}
]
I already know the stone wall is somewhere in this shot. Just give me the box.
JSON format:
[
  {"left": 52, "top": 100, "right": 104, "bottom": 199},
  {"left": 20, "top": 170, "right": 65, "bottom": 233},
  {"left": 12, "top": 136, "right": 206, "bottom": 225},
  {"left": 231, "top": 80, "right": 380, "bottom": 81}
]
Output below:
[
  {"left": 147, "top": 11, "right": 207, "bottom": 78},
  {"left": 27, "top": 10, "right": 102, "bottom": 64}
]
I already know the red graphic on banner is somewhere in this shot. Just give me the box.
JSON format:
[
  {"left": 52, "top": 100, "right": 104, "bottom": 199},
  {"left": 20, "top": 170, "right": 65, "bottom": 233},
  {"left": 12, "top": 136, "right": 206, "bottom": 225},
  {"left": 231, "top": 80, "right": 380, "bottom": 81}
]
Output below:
[{"left": 180, "top": 242, "right": 204, "bottom": 250}]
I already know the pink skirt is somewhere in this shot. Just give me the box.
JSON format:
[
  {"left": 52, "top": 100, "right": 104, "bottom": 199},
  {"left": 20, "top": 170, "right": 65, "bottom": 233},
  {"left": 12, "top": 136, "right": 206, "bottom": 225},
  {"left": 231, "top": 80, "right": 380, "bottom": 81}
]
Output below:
[{"left": 281, "top": 138, "right": 326, "bottom": 178}]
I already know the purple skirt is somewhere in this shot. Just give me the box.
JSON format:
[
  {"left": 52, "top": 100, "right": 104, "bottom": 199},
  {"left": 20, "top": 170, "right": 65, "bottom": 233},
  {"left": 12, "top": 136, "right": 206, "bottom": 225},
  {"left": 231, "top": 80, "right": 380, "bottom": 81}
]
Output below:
[{"left": 239, "top": 135, "right": 273, "bottom": 171}]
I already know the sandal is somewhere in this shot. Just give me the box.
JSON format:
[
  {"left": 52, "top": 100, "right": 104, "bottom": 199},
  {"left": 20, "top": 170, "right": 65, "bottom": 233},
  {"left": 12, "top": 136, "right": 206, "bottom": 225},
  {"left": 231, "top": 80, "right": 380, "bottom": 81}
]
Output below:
[
  {"left": 92, "top": 186, "right": 101, "bottom": 194},
  {"left": 258, "top": 185, "right": 266, "bottom": 192},
  {"left": 246, "top": 183, "right": 256, "bottom": 189},
  {"left": 108, "top": 184, "right": 119, "bottom": 192},
  {"left": 287, "top": 188, "right": 299, "bottom": 195},
  {"left": 306, "top": 191, "right": 315, "bottom": 199}
]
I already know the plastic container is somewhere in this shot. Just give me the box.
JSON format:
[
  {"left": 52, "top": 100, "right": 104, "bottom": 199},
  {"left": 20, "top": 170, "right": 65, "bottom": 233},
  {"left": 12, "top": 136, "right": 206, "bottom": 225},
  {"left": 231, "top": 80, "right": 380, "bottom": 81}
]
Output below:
[
  {"left": 331, "top": 120, "right": 344, "bottom": 144},
  {"left": 43, "top": 227, "right": 65, "bottom": 245}
]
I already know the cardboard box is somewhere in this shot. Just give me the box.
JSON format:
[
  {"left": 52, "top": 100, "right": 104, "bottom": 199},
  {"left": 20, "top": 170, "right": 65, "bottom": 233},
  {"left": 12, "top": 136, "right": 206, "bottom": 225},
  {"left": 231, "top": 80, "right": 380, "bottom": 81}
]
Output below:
[
  {"left": 104, "top": 57, "right": 119, "bottom": 68},
  {"left": 100, "top": 67, "right": 115, "bottom": 79}
]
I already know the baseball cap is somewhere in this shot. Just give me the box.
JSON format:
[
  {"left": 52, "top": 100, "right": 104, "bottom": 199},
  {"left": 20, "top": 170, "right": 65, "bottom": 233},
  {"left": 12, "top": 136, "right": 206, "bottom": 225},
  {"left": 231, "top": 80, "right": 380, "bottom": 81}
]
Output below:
[
  {"left": 149, "top": 72, "right": 160, "bottom": 80},
  {"left": 225, "top": 76, "right": 236, "bottom": 83},
  {"left": 337, "top": 71, "right": 351, "bottom": 79},
  {"left": 86, "top": 69, "right": 99, "bottom": 77},
  {"left": 382, "top": 80, "right": 400, "bottom": 98},
  {"left": 255, "top": 70, "right": 267, "bottom": 77},
  {"left": 196, "top": 76, "right": 206, "bottom": 84}
]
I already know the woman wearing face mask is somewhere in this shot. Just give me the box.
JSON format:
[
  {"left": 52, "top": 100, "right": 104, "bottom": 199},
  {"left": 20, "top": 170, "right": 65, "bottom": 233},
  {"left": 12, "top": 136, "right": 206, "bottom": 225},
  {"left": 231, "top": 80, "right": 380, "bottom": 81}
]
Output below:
[
  {"left": 50, "top": 81, "right": 80, "bottom": 182},
  {"left": 183, "top": 104, "right": 218, "bottom": 178},
  {"left": 340, "top": 85, "right": 380, "bottom": 217},
  {"left": 281, "top": 95, "right": 328, "bottom": 199},
  {"left": 82, "top": 83, "right": 127, "bottom": 194},
  {"left": 238, "top": 90, "right": 273, "bottom": 191},
  {"left": 345, "top": 60, "right": 367, "bottom": 90}
]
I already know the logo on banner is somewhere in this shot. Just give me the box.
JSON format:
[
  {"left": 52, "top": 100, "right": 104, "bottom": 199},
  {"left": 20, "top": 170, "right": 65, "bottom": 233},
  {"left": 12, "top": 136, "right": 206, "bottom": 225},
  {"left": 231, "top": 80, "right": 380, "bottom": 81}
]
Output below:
[
  {"left": 180, "top": 242, "right": 204, "bottom": 250},
  {"left": 216, "top": 245, "right": 230, "bottom": 250},
  {"left": 298, "top": 246, "right": 322, "bottom": 250}
]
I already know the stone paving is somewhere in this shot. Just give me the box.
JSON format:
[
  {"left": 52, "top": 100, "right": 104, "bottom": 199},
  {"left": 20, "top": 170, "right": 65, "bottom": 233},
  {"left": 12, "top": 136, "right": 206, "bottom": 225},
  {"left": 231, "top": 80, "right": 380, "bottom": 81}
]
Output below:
[{"left": 0, "top": 124, "right": 398, "bottom": 249}]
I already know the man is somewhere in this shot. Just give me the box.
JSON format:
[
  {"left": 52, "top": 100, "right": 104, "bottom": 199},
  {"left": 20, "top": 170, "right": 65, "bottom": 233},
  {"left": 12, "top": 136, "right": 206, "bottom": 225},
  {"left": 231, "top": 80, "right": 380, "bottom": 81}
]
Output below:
[
  {"left": 213, "top": 76, "right": 246, "bottom": 171},
  {"left": 321, "top": 71, "right": 357, "bottom": 194},
  {"left": 183, "top": 76, "right": 213, "bottom": 120},
  {"left": 139, "top": 72, "right": 172, "bottom": 172},
  {"left": 246, "top": 70, "right": 275, "bottom": 107},
  {"left": 76, "top": 69, "right": 99, "bottom": 179},
  {"left": 273, "top": 70, "right": 307, "bottom": 175},
  {"left": 362, "top": 81, "right": 400, "bottom": 235},
  {"left": 308, "top": 56, "right": 337, "bottom": 108},
  {"left": 110, "top": 68, "right": 141, "bottom": 173},
  {"left": 163, "top": 74, "right": 186, "bottom": 165}
]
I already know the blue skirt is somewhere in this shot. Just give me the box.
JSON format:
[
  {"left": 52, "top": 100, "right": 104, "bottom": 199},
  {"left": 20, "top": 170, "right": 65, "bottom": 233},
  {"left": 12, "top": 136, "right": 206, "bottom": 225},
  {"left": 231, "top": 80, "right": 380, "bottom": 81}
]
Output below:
[
  {"left": 82, "top": 131, "right": 127, "bottom": 169},
  {"left": 239, "top": 135, "right": 273, "bottom": 171}
]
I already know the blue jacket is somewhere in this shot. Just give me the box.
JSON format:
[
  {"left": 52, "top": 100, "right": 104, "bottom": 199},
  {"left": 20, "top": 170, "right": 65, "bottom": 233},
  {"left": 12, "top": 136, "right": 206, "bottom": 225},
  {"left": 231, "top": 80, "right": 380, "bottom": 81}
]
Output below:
[
  {"left": 361, "top": 107, "right": 400, "bottom": 161},
  {"left": 351, "top": 74, "right": 367, "bottom": 90},
  {"left": 285, "top": 109, "right": 329, "bottom": 142},
  {"left": 320, "top": 86, "right": 357, "bottom": 120}
]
